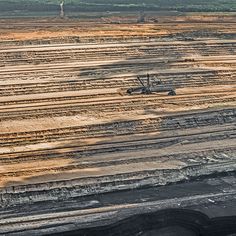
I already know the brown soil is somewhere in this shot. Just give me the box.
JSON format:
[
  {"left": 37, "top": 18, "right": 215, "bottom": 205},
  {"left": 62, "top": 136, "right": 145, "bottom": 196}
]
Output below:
[{"left": 0, "top": 13, "right": 235, "bottom": 235}]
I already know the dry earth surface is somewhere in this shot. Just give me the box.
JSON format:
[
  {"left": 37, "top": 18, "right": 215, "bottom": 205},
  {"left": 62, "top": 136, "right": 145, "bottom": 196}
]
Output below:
[{"left": 0, "top": 14, "right": 235, "bottom": 235}]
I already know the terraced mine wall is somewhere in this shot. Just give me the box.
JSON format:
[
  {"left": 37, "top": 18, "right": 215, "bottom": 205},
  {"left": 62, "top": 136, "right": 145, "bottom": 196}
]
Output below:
[{"left": 0, "top": 15, "right": 235, "bottom": 235}]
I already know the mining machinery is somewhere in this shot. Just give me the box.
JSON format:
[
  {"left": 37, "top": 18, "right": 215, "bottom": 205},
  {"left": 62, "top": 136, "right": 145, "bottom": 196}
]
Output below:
[{"left": 127, "top": 74, "right": 176, "bottom": 96}]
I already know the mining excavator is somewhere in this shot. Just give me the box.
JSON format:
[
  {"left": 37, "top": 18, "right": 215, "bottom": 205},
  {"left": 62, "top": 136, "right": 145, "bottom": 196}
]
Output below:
[{"left": 127, "top": 74, "right": 176, "bottom": 96}]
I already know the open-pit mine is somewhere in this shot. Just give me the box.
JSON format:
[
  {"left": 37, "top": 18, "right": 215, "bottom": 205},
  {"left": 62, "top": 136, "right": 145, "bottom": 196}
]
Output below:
[{"left": 0, "top": 14, "right": 236, "bottom": 235}]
